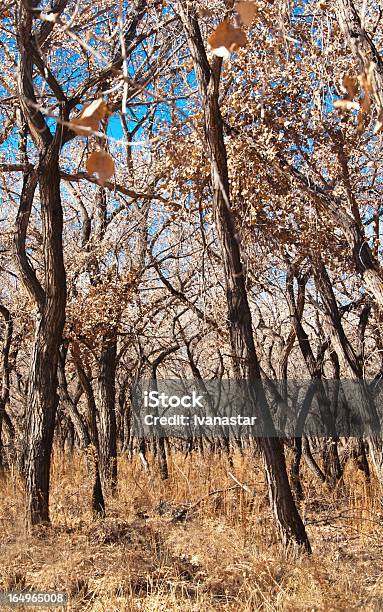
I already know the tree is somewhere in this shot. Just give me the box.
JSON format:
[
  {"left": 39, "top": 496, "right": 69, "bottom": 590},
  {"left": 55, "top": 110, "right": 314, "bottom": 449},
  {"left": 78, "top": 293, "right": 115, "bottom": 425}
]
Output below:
[{"left": 177, "top": 2, "right": 311, "bottom": 552}]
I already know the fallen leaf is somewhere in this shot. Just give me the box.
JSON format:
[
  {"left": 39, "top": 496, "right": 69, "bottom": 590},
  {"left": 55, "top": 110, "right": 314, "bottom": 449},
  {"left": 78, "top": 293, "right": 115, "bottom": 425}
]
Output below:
[
  {"left": 235, "top": 1, "right": 257, "bottom": 26},
  {"left": 71, "top": 98, "right": 108, "bottom": 136},
  {"left": 208, "top": 20, "right": 247, "bottom": 58},
  {"left": 86, "top": 150, "right": 115, "bottom": 182}
]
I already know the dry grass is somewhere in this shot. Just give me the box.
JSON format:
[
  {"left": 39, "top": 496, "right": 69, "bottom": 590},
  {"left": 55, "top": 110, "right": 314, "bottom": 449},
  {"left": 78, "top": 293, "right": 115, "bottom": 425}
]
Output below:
[{"left": 1, "top": 449, "right": 383, "bottom": 611}]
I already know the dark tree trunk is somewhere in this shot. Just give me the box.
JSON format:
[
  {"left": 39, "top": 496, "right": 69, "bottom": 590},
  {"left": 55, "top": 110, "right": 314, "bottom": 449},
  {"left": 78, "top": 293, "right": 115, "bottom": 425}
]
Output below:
[
  {"left": 178, "top": 4, "right": 310, "bottom": 553},
  {"left": 98, "top": 339, "right": 118, "bottom": 493},
  {"left": 15, "top": 1, "right": 69, "bottom": 525},
  {"left": 150, "top": 346, "right": 180, "bottom": 481},
  {"left": 65, "top": 418, "right": 75, "bottom": 453},
  {"left": 73, "top": 353, "right": 105, "bottom": 516},
  {"left": 313, "top": 261, "right": 383, "bottom": 485},
  {"left": 0, "top": 305, "right": 13, "bottom": 474},
  {"left": 291, "top": 438, "right": 304, "bottom": 502},
  {"left": 302, "top": 437, "right": 326, "bottom": 484},
  {"left": 286, "top": 266, "right": 342, "bottom": 484},
  {"left": 22, "top": 149, "right": 66, "bottom": 525},
  {"left": 58, "top": 348, "right": 90, "bottom": 449},
  {"left": 119, "top": 382, "right": 131, "bottom": 454}
]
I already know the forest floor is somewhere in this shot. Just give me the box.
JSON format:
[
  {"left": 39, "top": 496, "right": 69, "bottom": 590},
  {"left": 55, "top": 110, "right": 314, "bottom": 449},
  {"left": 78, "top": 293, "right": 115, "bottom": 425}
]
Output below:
[{"left": 1, "top": 449, "right": 383, "bottom": 611}]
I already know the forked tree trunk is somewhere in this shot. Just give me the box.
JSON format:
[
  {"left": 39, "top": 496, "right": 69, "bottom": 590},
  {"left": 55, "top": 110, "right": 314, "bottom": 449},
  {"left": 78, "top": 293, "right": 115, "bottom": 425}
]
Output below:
[
  {"left": 286, "top": 267, "right": 342, "bottom": 484},
  {"left": 58, "top": 348, "right": 90, "bottom": 449},
  {"left": 15, "top": 1, "right": 68, "bottom": 525},
  {"left": 73, "top": 353, "right": 105, "bottom": 516},
  {"left": 313, "top": 261, "right": 383, "bottom": 485},
  {"left": 178, "top": 4, "right": 310, "bottom": 552},
  {"left": 302, "top": 437, "right": 326, "bottom": 484}
]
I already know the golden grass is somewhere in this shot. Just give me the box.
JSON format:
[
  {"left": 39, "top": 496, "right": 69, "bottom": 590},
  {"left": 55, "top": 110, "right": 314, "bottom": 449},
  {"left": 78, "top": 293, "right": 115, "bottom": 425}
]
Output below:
[{"left": 1, "top": 449, "right": 383, "bottom": 611}]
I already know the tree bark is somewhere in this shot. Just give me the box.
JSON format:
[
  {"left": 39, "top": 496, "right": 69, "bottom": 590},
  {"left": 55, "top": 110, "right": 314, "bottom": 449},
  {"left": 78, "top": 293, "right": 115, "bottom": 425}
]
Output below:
[
  {"left": 98, "top": 339, "right": 118, "bottom": 493},
  {"left": 313, "top": 261, "right": 383, "bottom": 485},
  {"left": 177, "top": 3, "right": 310, "bottom": 552},
  {"left": 73, "top": 351, "right": 105, "bottom": 515},
  {"left": 0, "top": 305, "right": 13, "bottom": 473},
  {"left": 25, "top": 150, "right": 66, "bottom": 524},
  {"left": 19, "top": 147, "right": 67, "bottom": 524},
  {"left": 15, "top": 0, "right": 68, "bottom": 526},
  {"left": 57, "top": 348, "right": 90, "bottom": 449},
  {"left": 286, "top": 266, "right": 342, "bottom": 484},
  {"left": 335, "top": 0, "right": 383, "bottom": 112}
]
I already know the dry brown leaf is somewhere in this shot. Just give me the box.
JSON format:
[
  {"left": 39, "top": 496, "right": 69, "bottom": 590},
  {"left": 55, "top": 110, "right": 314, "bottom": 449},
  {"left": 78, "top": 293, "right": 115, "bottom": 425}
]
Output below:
[
  {"left": 374, "top": 110, "right": 383, "bottom": 134},
  {"left": 355, "top": 65, "right": 374, "bottom": 121},
  {"left": 86, "top": 150, "right": 115, "bottom": 182},
  {"left": 198, "top": 7, "right": 214, "bottom": 17},
  {"left": 208, "top": 19, "right": 247, "bottom": 59},
  {"left": 359, "top": 63, "right": 374, "bottom": 96},
  {"left": 333, "top": 99, "right": 360, "bottom": 111},
  {"left": 341, "top": 74, "right": 358, "bottom": 100},
  {"left": 71, "top": 98, "right": 108, "bottom": 136},
  {"left": 360, "top": 93, "right": 371, "bottom": 114},
  {"left": 235, "top": 1, "right": 257, "bottom": 26},
  {"left": 357, "top": 111, "right": 365, "bottom": 133}
]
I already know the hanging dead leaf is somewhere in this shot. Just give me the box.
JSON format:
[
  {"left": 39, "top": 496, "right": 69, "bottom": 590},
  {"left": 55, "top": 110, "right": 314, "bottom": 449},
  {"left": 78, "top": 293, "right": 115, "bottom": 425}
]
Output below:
[
  {"left": 333, "top": 99, "right": 360, "bottom": 111},
  {"left": 359, "top": 63, "right": 374, "bottom": 96},
  {"left": 341, "top": 74, "right": 358, "bottom": 100},
  {"left": 198, "top": 7, "right": 214, "bottom": 18},
  {"left": 71, "top": 98, "right": 108, "bottom": 136},
  {"left": 208, "top": 20, "right": 247, "bottom": 58},
  {"left": 235, "top": 1, "right": 257, "bottom": 26},
  {"left": 360, "top": 92, "right": 371, "bottom": 114},
  {"left": 86, "top": 150, "right": 115, "bottom": 182},
  {"left": 355, "top": 65, "right": 373, "bottom": 121},
  {"left": 357, "top": 111, "right": 365, "bottom": 132},
  {"left": 374, "top": 110, "right": 383, "bottom": 134}
]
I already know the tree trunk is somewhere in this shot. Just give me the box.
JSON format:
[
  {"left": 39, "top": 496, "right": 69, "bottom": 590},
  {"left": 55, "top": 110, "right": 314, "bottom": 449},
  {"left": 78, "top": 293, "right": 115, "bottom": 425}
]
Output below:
[
  {"left": 0, "top": 305, "right": 13, "bottom": 474},
  {"left": 98, "top": 339, "right": 118, "bottom": 493},
  {"left": 313, "top": 261, "right": 383, "bottom": 485},
  {"left": 302, "top": 437, "right": 326, "bottom": 484},
  {"left": 291, "top": 437, "right": 304, "bottom": 502},
  {"left": 178, "top": 3, "right": 310, "bottom": 553},
  {"left": 335, "top": 0, "right": 383, "bottom": 111},
  {"left": 15, "top": 0, "right": 68, "bottom": 525},
  {"left": 23, "top": 149, "right": 66, "bottom": 525},
  {"left": 286, "top": 266, "right": 342, "bottom": 484},
  {"left": 58, "top": 349, "right": 90, "bottom": 449},
  {"left": 73, "top": 353, "right": 105, "bottom": 516}
]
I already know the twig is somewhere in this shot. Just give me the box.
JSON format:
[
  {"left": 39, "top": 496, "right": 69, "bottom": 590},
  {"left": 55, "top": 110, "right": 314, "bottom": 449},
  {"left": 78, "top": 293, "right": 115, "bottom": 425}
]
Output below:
[{"left": 228, "top": 471, "right": 255, "bottom": 495}]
